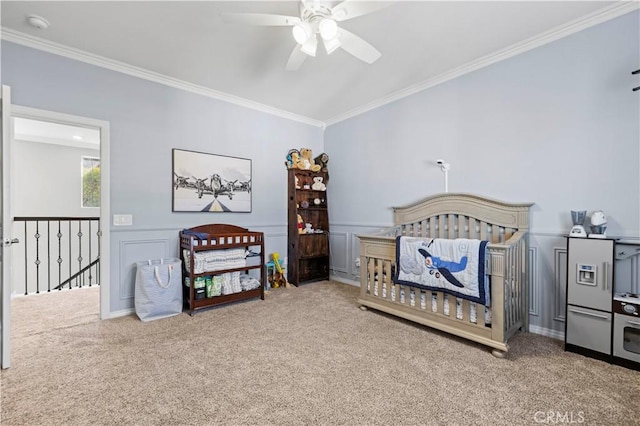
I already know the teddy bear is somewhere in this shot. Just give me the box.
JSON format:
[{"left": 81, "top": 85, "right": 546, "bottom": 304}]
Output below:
[
  {"left": 300, "top": 148, "right": 321, "bottom": 172},
  {"left": 311, "top": 176, "right": 326, "bottom": 191},
  {"left": 297, "top": 214, "right": 305, "bottom": 234},
  {"left": 313, "top": 153, "right": 329, "bottom": 173}
]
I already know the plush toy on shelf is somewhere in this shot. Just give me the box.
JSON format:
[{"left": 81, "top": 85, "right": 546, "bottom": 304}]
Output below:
[
  {"left": 300, "top": 148, "right": 321, "bottom": 172},
  {"left": 311, "top": 176, "right": 326, "bottom": 191},
  {"left": 297, "top": 214, "right": 305, "bottom": 234},
  {"left": 314, "top": 153, "right": 329, "bottom": 173},
  {"left": 285, "top": 149, "right": 301, "bottom": 169}
]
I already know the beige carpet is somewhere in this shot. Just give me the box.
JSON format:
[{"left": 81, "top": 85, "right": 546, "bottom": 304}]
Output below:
[{"left": 1, "top": 281, "right": 639, "bottom": 426}]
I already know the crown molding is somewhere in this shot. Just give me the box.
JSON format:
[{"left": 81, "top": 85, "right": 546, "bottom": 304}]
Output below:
[
  {"left": 324, "top": 1, "right": 639, "bottom": 126},
  {"left": 2, "top": 1, "right": 636, "bottom": 129},
  {"left": 0, "top": 28, "right": 326, "bottom": 128}
]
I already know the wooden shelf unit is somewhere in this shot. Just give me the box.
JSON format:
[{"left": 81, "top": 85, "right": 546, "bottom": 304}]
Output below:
[
  {"left": 287, "top": 169, "right": 330, "bottom": 285},
  {"left": 179, "top": 224, "right": 265, "bottom": 315}
]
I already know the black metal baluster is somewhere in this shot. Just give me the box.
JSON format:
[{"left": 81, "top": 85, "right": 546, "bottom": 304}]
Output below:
[
  {"left": 23, "top": 221, "right": 28, "bottom": 295},
  {"left": 88, "top": 220, "right": 93, "bottom": 287},
  {"left": 35, "top": 221, "right": 41, "bottom": 294},
  {"left": 68, "top": 221, "right": 72, "bottom": 289},
  {"left": 57, "top": 220, "right": 63, "bottom": 291},
  {"left": 77, "top": 220, "right": 83, "bottom": 288},
  {"left": 47, "top": 221, "right": 51, "bottom": 292}
]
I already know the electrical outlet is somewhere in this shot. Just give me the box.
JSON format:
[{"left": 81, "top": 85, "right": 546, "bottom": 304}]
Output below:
[{"left": 354, "top": 258, "right": 360, "bottom": 268}]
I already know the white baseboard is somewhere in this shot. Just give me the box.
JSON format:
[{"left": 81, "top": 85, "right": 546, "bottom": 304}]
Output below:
[
  {"left": 330, "top": 274, "right": 360, "bottom": 287},
  {"left": 529, "top": 324, "right": 564, "bottom": 340},
  {"left": 103, "top": 308, "right": 134, "bottom": 320}
]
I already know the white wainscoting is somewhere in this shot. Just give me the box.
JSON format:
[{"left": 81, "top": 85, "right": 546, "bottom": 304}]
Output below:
[
  {"left": 118, "top": 239, "right": 170, "bottom": 300},
  {"left": 553, "top": 247, "right": 568, "bottom": 323},
  {"left": 328, "top": 231, "right": 349, "bottom": 274},
  {"left": 529, "top": 246, "right": 539, "bottom": 317},
  {"left": 111, "top": 225, "right": 288, "bottom": 317}
]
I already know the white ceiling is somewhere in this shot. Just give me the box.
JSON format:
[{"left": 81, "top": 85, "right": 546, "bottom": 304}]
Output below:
[
  {"left": 13, "top": 117, "right": 100, "bottom": 149},
  {"left": 0, "top": 1, "right": 634, "bottom": 126}
]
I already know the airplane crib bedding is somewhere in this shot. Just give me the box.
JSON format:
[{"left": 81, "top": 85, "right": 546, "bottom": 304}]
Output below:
[{"left": 394, "top": 236, "right": 490, "bottom": 306}]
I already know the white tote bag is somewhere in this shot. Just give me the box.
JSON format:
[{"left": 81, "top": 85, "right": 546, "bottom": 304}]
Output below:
[{"left": 134, "top": 258, "right": 183, "bottom": 322}]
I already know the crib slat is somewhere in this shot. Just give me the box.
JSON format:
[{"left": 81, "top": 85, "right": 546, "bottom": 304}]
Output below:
[
  {"left": 377, "top": 258, "right": 384, "bottom": 297},
  {"left": 468, "top": 218, "right": 476, "bottom": 239},
  {"left": 458, "top": 215, "right": 466, "bottom": 239},
  {"left": 479, "top": 221, "right": 488, "bottom": 240},
  {"left": 380, "top": 259, "right": 386, "bottom": 298},
  {"left": 439, "top": 215, "right": 447, "bottom": 238},
  {"left": 436, "top": 291, "right": 444, "bottom": 314},
  {"left": 448, "top": 215, "right": 456, "bottom": 239}
]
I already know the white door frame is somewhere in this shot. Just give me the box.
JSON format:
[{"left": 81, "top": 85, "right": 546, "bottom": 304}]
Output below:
[
  {"left": 11, "top": 105, "right": 110, "bottom": 320},
  {"left": 2, "top": 85, "right": 13, "bottom": 368}
]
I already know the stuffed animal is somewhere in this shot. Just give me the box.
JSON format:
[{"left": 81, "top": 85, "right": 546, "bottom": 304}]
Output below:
[
  {"left": 311, "top": 176, "right": 326, "bottom": 191},
  {"left": 314, "top": 153, "right": 329, "bottom": 173},
  {"left": 300, "top": 148, "right": 321, "bottom": 172},
  {"left": 297, "top": 214, "right": 305, "bottom": 234},
  {"left": 285, "top": 149, "right": 301, "bottom": 169}
]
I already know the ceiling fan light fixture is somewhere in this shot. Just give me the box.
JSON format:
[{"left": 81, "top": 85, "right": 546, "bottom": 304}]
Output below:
[
  {"left": 319, "top": 18, "right": 338, "bottom": 40},
  {"left": 323, "top": 37, "right": 341, "bottom": 55},
  {"left": 300, "top": 35, "right": 318, "bottom": 57},
  {"left": 292, "top": 22, "right": 312, "bottom": 45}
]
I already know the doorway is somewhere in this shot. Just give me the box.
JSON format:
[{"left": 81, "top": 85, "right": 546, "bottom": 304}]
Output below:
[{"left": 9, "top": 106, "right": 110, "bottom": 321}]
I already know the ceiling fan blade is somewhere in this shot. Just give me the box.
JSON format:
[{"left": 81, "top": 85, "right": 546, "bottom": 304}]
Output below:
[
  {"left": 285, "top": 46, "right": 307, "bottom": 71},
  {"left": 221, "top": 13, "right": 300, "bottom": 26},
  {"left": 331, "top": 0, "right": 392, "bottom": 22},
  {"left": 337, "top": 28, "right": 381, "bottom": 64}
]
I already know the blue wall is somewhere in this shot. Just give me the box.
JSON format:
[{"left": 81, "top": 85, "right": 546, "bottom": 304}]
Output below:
[
  {"left": 324, "top": 11, "right": 640, "bottom": 335},
  {"left": 1, "top": 41, "right": 323, "bottom": 313}
]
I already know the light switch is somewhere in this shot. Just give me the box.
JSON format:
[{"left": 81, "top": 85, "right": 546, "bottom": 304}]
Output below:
[{"left": 113, "top": 214, "right": 133, "bottom": 226}]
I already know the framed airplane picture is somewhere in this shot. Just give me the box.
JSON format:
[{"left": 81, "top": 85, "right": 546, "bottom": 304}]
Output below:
[{"left": 172, "top": 149, "right": 252, "bottom": 213}]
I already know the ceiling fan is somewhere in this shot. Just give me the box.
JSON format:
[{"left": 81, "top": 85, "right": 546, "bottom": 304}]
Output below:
[{"left": 222, "top": 0, "right": 390, "bottom": 71}]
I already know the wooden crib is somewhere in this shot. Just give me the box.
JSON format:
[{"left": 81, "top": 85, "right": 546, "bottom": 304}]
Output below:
[{"left": 358, "top": 193, "right": 533, "bottom": 356}]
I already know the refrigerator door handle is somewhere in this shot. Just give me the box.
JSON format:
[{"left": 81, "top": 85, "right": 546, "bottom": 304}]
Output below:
[{"left": 568, "top": 308, "right": 609, "bottom": 320}]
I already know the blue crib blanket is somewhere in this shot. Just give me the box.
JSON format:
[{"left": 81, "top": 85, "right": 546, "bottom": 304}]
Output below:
[{"left": 393, "top": 236, "right": 490, "bottom": 306}]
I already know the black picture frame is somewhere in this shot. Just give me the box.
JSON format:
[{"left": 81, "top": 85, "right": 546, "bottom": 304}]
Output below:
[{"left": 172, "top": 149, "right": 252, "bottom": 212}]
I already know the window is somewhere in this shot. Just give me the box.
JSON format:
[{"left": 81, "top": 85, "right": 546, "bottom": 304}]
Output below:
[{"left": 82, "top": 156, "right": 100, "bottom": 208}]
